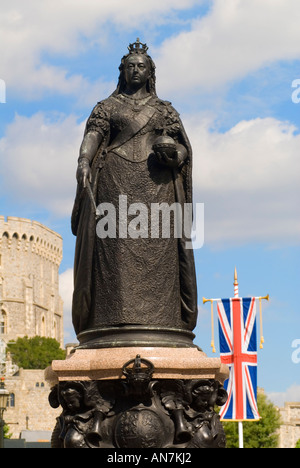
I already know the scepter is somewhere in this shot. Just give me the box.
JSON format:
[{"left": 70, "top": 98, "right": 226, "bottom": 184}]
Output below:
[{"left": 85, "top": 179, "right": 101, "bottom": 219}]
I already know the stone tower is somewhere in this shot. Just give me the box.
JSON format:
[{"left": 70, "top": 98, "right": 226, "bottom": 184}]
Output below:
[{"left": 0, "top": 216, "right": 63, "bottom": 351}]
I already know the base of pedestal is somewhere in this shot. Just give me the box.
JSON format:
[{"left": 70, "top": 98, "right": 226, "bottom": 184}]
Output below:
[
  {"left": 45, "top": 346, "right": 228, "bottom": 384},
  {"left": 45, "top": 347, "right": 229, "bottom": 449},
  {"left": 76, "top": 325, "right": 197, "bottom": 349}
]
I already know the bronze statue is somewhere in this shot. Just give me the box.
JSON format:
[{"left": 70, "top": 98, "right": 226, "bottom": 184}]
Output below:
[
  {"left": 71, "top": 39, "right": 198, "bottom": 348},
  {"left": 48, "top": 41, "right": 228, "bottom": 450}
]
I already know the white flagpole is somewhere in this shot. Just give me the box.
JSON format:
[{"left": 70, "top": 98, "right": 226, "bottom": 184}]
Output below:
[
  {"left": 238, "top": 420, "right": 244, "bottom": 448},
  {"left": 234, "top": 267, "right": 244, "bottom": 449},
  {"left": 203, "top": 270, "right": 268, "bottom": 448}
]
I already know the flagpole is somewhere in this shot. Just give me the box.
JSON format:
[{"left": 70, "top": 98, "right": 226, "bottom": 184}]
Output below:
[
  {"left": 238, "top": 420, "right": 244, "bottom": 449},
  {"left": 203, "top": 270, "right": 268, "bottom": 448},
  {"left": 233, "top": 268, "right": 244, "bottom": 449}
]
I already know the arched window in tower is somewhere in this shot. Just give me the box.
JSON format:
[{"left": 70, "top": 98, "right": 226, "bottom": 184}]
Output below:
[
  {"left": 2, "top": 232, "right": 9, "bottom": 247},
  {"left": 8, "top": 393, "right": 15, "bottom": 407},
  {"left": 0, "top": 310, "right": 7, "bottom": 334},
  {"left": 0, "top": 338, "right": 6, "bottom": 359},
  {"left": 41, "top": 315, "right": 46, "bottom": 337}
]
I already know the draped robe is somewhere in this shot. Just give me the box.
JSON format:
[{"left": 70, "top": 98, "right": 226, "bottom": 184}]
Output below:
[{"left": 71, "top": 93, "right": 198, "bottom": 339}]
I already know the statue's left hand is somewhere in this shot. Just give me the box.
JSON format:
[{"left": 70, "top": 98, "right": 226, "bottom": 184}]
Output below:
[
  {"left": 155, "top": 150, "right": 180, "bottom": 168},
  {"left": 76, "top": 158, "right": 92, "bottom": 188}
]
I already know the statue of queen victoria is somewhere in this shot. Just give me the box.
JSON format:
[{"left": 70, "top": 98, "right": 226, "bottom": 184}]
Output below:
[
  {"left": 71, "top": 39, "right": 198, "bottom": 349},
  {"left": 48, "top": 40, "right": 229, "bottom": 450}
]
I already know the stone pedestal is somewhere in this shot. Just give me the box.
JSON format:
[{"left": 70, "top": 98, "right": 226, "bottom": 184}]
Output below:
[{"left": 45, "top": 347, "right": 229, "bottom": 448}]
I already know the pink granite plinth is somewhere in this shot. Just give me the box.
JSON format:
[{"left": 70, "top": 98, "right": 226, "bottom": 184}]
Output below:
[{"left": 45, "top": 347, "right": 229, "bottom": 387}]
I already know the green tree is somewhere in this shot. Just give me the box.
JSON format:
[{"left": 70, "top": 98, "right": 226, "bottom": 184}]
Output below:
[
  {"left": 6, "top": 336, "right": 66, "bottom": 369},
  {"left": 223, "top": 393, "right": 281, "bottom": 448},
  {"left": 295, "top": 439, "right": 300, "bottom": 448},
  {"left": 3, "top": 423, "right": 12, "bottom": 439}
]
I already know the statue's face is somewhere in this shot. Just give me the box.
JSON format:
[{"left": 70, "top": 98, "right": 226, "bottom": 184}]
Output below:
[
  {"left": 61, "top": 387, "right": 82, "bottom": 411},
  {"left": 124, "top": 54, "right": 150, "bottom": 89}
]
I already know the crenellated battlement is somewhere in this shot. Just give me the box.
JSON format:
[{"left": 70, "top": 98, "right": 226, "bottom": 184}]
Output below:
[
  {"left": 0, "top": 216, "right": 62, "bottom": 265},
  {"left": 0, "top": 215, "right": 64, "bottom": 347}
]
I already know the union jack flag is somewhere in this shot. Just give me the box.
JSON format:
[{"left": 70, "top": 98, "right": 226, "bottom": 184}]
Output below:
[{"left": 217, "top": 297, "right": 260, "bottom": 421}]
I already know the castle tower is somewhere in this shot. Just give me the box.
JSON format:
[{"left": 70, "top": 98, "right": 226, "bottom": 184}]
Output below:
[{"left": 0, "top": 216, "right": 63, "bottom": 350}]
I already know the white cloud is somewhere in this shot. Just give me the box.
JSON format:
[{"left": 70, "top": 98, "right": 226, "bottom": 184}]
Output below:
[
  {"left": 59, "top": 268, "right": 73, "bottom": 313},
  {"left": 186, "top": 115, "right": 300, "bottom": 246},
  {"left": 0, "top": 0, "right": 199, "bottom": 99},
  {"left": 0, "top": 112, "right": 84, "bottom": 216},
  {"left": 1, "top": 111, "right": 299, "bottom": 248},
  {"left": 59, "top": 268, "right": 76, "bottom": 343},
  {"left": 2, "top": 1, "right": 299, "bottom": 101},
  {"left": 190, "top": 116, "right": 300, "bottom": 191},
  {"left": 155, "top": 0, "right": 300, "bottom": 94},
  {"left": 267, "top": 384, "right": 300, "bottom": 408}
]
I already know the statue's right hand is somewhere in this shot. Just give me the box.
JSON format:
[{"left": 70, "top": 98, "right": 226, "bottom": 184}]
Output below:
[{"left": 76, "top": 158, "right": 91, "bottom": 188}]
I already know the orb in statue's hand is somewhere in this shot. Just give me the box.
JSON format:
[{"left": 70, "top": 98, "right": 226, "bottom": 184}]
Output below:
[{"left": 152, "top": 135, "right": 177, "bottom": 159}]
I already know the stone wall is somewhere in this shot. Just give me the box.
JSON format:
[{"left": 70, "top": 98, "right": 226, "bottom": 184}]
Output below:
[
  {"left": 4, "top": 369, "right": 61, "bottom": 439},
  {"left": 278, "top": 402, "right": 300, "bottom": 448},
  {"left": 0, "top": 216, "right": 63, "bottom": 346},
  {"left": 0, "top": 216, "right": 64, "bottom": 439}
]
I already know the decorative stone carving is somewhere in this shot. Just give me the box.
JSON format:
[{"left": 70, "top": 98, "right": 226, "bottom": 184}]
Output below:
[{"left": 49, "top": 355, "right": 227, "bottom": 448}]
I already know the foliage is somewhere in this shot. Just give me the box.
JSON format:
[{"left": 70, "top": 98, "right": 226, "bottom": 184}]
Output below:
[
  {"left": 6, "top": 336, "right": 66, "bottom": 370},
  {"left": 4, "top": 423, "right": 12, "bottom": 439},
  {"left": 223, "top": 392, "right": 281, "bottom": 448},
  {"left": 295, "top": 439, "right": 300, "bottom": 448}
]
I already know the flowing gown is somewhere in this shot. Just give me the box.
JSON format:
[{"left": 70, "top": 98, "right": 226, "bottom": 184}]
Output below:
[{"left": 71, "top": 93, "right": 198, "bottom": 342}]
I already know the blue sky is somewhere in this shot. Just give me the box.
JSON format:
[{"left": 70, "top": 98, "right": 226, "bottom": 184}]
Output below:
[{"left": 0, "top": 0, "right": 300, "bottom": 407}]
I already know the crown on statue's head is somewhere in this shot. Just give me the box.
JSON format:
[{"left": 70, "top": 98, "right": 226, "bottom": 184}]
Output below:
[{"left": 128, "top": 38, "right": 148, "bottom": 55}]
